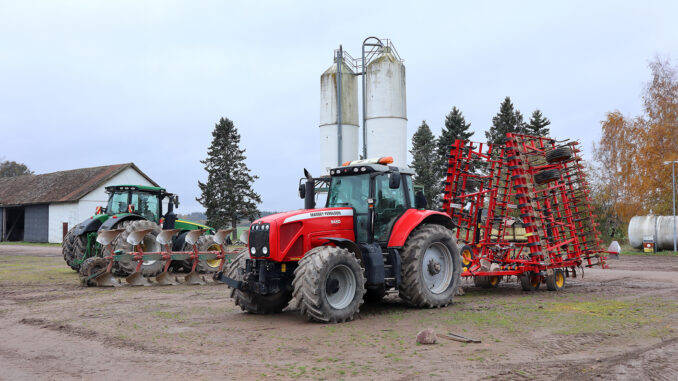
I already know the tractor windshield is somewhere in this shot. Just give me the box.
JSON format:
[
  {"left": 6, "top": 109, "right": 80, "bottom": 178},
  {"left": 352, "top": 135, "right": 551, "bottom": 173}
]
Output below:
[
  {"left": 107, "top": 192, "right": 129, "bottom": 215},
  {"left": 327, "top": 174, "right": 370, "bottom": 242}
]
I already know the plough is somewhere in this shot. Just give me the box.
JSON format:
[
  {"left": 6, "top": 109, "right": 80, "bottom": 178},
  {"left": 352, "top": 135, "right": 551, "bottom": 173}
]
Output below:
[{"left": 80, "top": 228, "right": 241, "bottom": 287}]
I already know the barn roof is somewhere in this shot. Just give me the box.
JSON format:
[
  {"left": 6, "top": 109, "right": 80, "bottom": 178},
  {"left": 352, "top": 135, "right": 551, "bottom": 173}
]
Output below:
[{"left": 0, "top": 163, "right": 159, "bottom": 207}]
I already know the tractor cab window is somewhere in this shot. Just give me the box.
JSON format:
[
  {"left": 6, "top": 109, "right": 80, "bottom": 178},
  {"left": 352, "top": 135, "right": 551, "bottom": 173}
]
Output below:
[
  {"left": 327, "top": 174, "right": 370, "bottom": 242},
  {"left": 130, "top": 192, "right": 161, "bottom": 222},
  {"left": 107, "top": 192, "right": 129, "bottom": 215},
  {"left": 374, "top": 174, "right": 407, "bottom": 242}
]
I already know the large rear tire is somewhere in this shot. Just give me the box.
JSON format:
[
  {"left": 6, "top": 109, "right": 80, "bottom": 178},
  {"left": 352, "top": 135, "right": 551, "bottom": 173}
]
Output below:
[
  {"left": 62, "top": 227, "right": 80, "bottom": 271},
  {"left": 227, "top": 250, "right": 292, "bottom": 314},
  {"left": 112, "top": 220, "right": 164, "bottom": 276},
  {"left": 399, "top": 224, "right": 461, "bottom": 308},
  {"left": 292, "top": 246, "right": 365, "bottom": 323}
]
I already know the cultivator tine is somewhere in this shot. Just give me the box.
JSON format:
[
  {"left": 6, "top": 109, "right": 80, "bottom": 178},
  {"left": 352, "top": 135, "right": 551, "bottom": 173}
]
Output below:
[{"left": 155, "top": 229, "right": 181, "bottom": 286}]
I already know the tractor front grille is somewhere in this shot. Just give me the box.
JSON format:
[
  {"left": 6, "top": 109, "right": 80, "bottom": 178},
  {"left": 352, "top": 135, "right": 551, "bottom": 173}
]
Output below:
[{"left": 249, "top": 223, "right": 270, "bottom": 257}]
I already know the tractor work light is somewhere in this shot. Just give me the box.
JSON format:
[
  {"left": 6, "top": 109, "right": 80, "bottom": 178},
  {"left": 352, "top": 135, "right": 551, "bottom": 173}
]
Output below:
[{"left": 342, "top": 156, "right": 394, "bottom": 166}]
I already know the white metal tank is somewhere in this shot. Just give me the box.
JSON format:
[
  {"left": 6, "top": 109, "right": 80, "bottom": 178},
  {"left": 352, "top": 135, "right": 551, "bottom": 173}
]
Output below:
[
  {"left": 628, "top": 215, "right": 678, "bottom": 250},
  {"left": 365, "top": 47, "right": 407, "bottom": 168},
  {"left": 319, "top": 60, "right": 359, "bottom": 173}
]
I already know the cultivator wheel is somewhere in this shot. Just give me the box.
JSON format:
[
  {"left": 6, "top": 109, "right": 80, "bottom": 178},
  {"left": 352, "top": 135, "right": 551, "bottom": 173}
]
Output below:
[
  {"left": 399, "top": 224, "right": 461, "bottom": 308},
  {"left": 112, "top": 220, "right": 164, "bottom": 276},
  {"left": 62, "top": 227, "right": 79, "bottom": 271},
  {"left": 228, "top": 250, "right": 293, "bottom": 314},
  {"left": 474, "top": 276, "right": 500, "bottom": 288},
  {"left": 546, "top": 269, "right": 566, "bottom": 291},
  {"left": 292, "top": 246, "right": 365, "bottom": 323},
  {"left": 520, "top": 272, "right": 541, "bottom": 291},
  {"left": 545, "top": 146, "right": 573, "bottom": 163},
  {"left": 460, "top": 245, "right": 474, "bottom": 271}
]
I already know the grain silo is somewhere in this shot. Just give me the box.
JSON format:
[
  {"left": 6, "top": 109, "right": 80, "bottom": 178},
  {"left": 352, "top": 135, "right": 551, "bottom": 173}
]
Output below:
[
  {"left": 319, "top": 48, "right": 359, "bottom": 173},
  {"left": 364, "top": 42, "right": 407, "bottom": 168}
]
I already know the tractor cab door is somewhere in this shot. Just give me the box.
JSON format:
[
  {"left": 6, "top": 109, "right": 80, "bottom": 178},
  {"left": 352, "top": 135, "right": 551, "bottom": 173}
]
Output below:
[
  {"left": 373, "top": 174, "right": 410, "bottom": 243},
  {"left": 326, "top": 174, "right": 371, "bottom": 243},
  {"left": 130, "top": 192, "right": 161, "bottom": 222}
]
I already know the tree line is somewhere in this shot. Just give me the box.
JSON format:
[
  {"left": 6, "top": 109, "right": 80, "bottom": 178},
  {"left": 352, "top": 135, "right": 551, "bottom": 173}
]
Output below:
[
  {"left": 409, "top": 97, "right": 551, "bottom": 207},
  {"left": 592, "top": 56, "right": 678, "bottom": 242}
]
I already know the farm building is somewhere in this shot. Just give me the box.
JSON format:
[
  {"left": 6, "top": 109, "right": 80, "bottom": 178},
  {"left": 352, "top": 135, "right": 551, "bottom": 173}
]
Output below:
[{"left": 0, "top": 163, "right": 159, "bottom": 243}]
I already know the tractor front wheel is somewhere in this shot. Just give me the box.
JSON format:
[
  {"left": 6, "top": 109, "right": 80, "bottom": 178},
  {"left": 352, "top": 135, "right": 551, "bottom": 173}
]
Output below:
[
  {"left": 399, "top": 224, "right": 461, "bottom": 308},
  {"left": 293, "top": 246, "right": 365, "bottom": 323},
  {"left": 227, "top": 250, "right": 292, "bottom": 314},
  {"left": 79, "top": 257, "right": 109, "bottom": 287}
]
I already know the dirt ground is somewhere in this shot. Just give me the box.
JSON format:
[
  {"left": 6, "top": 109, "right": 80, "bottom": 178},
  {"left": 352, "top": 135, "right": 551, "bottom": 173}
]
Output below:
[{"left": 1, "top": 245, "right": 677, "bottom": 381}]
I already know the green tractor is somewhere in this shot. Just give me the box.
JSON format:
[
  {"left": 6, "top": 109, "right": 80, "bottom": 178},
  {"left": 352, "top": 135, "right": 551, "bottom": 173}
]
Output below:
[{"left": 62, "top": 185, "right": 220, "bottom": 276}]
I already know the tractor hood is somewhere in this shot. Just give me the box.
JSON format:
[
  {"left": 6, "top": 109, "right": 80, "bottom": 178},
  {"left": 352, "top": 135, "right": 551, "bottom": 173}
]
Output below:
[{"left": 249, "top": 208, "right": 355, "bottom": 262}]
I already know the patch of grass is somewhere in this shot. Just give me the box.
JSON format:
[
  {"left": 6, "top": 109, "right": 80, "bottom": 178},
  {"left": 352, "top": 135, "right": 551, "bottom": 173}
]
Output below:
[
  {"left": 154, "top": 310, "right": 182, "bottom": 320},
  {"left": 0, "top": 241, "right": 61, "bottom": 247},
  {"left": 0, "top": 255, "right": 75, "bottom": 284}
]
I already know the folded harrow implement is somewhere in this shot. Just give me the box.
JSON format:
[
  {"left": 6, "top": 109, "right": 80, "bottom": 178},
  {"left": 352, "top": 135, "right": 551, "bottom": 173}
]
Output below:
[{"left": 443, "top": 133, "right": 606, "bottom": 291}]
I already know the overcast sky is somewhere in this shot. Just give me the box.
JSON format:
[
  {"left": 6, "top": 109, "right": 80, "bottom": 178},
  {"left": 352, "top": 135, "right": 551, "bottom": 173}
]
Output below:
[{"left": 1, "top": 1, "right": 677, "bottom": 213}]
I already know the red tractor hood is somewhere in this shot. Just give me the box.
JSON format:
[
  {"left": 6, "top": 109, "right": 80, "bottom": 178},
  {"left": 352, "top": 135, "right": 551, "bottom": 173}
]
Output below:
[{"left": 249, "top": 208, "right": 355, "bottom": 262}]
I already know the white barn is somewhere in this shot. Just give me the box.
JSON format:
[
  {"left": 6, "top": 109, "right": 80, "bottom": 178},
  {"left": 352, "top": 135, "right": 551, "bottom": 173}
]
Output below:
[{"left": 0, "top": 163, "right": 159, "bottom": 243}]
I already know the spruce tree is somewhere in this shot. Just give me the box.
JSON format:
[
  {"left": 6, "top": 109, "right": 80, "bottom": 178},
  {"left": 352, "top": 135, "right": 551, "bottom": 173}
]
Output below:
[
  {"left": 197, "top": 117, "right": 262, "bottom": 239},
  {"left": 485, "top": 97, "right": 526, "bottom": 145},
  {"left": 526, "top": 109, "right": 551, "bottom": 136},
  {"left": 436, "top": 107, "right": 473, "bottom": 183},
  {"left": 410, "top": 121, "right": 439, "bottom": 207}
]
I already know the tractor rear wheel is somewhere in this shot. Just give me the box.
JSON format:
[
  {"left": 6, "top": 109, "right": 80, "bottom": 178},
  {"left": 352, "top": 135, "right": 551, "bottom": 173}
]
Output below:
[
  {"left": 228, "top": 250, "right": 292, "bottom": 314},
  {"left": 79, "top": 257, "right": 109, "bottom": 287},
  {"left": 112, "top": 220, "right": 165, "bottom": 276},
  {"left": 399, "top": 224, "right": 461, "bottom": 308},
  {"left": 180, "top": 235, "right": 222, "bottom": 273},
  {"left": 292, "top": 246, "right": 365, "bottom": 323},
  {"left": 62, "top": 227, "right": 80, "bottom": 271}
]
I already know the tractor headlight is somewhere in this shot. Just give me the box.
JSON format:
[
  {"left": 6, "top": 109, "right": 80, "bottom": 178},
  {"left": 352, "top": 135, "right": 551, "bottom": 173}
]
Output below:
[
  {"left": 262, "top": 246, "right": 268, "bottom": 255},
  {"left": 250, "top": 247, "right": 256, "bottom": 255}
]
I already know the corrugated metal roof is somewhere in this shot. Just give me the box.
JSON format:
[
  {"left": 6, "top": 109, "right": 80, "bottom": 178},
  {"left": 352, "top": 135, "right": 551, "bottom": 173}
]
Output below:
[{"left": 0, "top": 163, "right": 159, "bottom": 206}]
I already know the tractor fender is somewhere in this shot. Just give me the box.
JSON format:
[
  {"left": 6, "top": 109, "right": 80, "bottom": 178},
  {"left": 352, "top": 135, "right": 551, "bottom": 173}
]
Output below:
[
  {"left": 73, "top": 217, "right": 105, "bottom": 236},
  {"left": 387, "top": 210, "right": 455, "bottom": 248},
  {"left": 98, "top": 214, "right": 145, "bottom": 231},
  {"left": 320, "top": 237, "right": 364, "bottom": 265}
]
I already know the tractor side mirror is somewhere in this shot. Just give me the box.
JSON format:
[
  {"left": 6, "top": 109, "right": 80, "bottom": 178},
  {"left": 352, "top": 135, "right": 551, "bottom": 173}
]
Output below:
[
  {"left": 389, "top": 172, "right": 401, "bottom": 189},
  {"left": 298, "top": 183, "right": 306, "bottom": 199},
  {"left": 415, "top": 191, "right": 427, "bottom": 209},
  {"left": 173, "top": 195, "right": 180, "bottom": 208}
]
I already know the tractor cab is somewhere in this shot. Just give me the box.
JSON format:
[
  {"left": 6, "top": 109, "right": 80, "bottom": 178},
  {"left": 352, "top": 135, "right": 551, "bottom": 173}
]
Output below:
[
  {"left": 325, "top": 157, "right": 420, "bottom": 245},
  {"left": 104, "top": 185, "right": 179, "bottom": 227}
]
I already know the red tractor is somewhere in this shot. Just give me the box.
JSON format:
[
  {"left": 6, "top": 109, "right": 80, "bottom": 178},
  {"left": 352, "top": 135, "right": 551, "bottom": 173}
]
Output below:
[{"left": 216, "top": 157, "right": 461, "bottom": 323}]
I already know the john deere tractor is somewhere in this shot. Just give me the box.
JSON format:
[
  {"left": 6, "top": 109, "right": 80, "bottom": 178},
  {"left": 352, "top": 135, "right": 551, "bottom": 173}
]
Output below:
[{"left": 62, "top": 185, "right": 218, "bottom": 276}]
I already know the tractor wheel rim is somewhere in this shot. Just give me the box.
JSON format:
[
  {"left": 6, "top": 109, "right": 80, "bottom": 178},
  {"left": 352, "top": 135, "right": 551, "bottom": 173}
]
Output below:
[
  {"left": 422, "top": 242, "right": 454, "bottom": 294},
  {"left": 206, "top": 244, "right": 221, "bottom": 268},
  {"left": 556, "top": 272, "right": 564, "bottom": 288},
  {"left": 462, "top": 248, "right": 472, "bottom": 267},
  {"left": 140, "top": 236, "right": 159, "bottom": 266},
  {"left": 325, "top": 264, "right": 356, "bottom": 310}
]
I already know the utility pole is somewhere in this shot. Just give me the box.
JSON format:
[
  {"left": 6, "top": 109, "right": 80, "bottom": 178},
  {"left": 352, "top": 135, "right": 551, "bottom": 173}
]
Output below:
[{"left": 665, "top": 160, "right": 677, "bottom": 252}]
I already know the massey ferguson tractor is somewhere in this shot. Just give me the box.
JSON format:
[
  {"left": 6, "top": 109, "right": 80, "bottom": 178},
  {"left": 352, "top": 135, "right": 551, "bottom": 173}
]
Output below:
[
  {"left": 62, "top": 185, "right": 217, "bottom": 279},
  {"left": 216, "top": 157, "right": 462, "bottom": 323}
]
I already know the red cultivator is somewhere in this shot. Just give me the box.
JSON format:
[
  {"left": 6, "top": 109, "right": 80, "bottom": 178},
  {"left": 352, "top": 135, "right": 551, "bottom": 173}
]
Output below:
[
  {"left": 81, "top": 228, "right": 241, "bottom": 287},
  {"left": 442, "top": 133, "right": 606, "bottom": 291}
]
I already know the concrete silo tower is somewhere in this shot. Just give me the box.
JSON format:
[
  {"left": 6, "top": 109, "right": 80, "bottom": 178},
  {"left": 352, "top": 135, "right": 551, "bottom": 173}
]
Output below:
[
  {"left": 364, "top": 40, "right": 407, "bottom": 168},
  {"left": 319, "top": 47, "right": 360, "bottom": 173}
]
